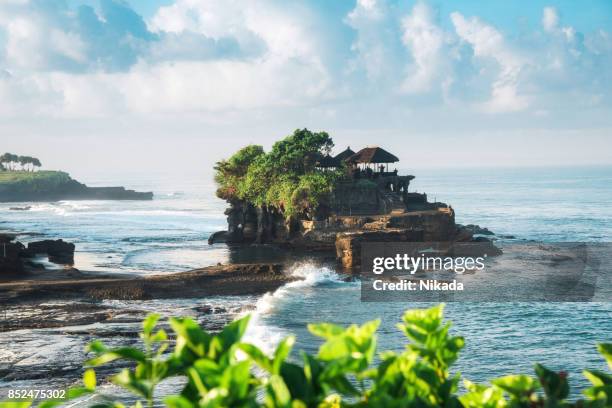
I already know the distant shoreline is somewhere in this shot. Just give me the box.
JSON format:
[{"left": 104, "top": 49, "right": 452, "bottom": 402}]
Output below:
[{"left": 0, "top": 170, "right": 153, "bottom": 202}]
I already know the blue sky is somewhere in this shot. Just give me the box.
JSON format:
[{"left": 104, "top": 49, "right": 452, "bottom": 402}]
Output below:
[{"left": 0, "top": 0, "right": 611, "bottom": 176}]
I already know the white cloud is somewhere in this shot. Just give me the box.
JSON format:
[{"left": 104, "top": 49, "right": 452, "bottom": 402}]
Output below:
[
  {"left": 542, "top": 7, "right": 559, "bottom": 32},
  {"left": 451, "top": 12, "right": 528, "bottom": 112},
  {"left": 400, "top": 2, "right": 447, "bottom": 93},
  {"left": 0, "top": 0, "right": 332, "bottom": 117},
  {"left": 0, "top": 0, "right": 610, "bottom": 122},
  {"left": 2, "top": 14, "right": 87, "bottom": 71},
  {"left": 345, "top": 0, "right": 400, "bottom": 82}
]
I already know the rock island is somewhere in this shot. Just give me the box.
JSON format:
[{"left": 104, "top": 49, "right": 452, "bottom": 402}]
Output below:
[{"left": 210, "top": 129, "right": 498, "bottom": 270}]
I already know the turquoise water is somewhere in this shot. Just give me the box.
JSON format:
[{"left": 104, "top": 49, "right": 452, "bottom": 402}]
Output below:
[{"left": 1, "top": 166, "right": 611, "bottom": 396}]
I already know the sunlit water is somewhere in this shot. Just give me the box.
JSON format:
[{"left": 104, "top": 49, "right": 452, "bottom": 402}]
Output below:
[{"left": 1, "top": 166, "right": 611, "bottom": 399}]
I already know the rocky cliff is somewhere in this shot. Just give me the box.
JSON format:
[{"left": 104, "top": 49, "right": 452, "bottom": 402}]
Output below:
[{"left": 211, "top": 188, "right": 500, "bottom": 271}]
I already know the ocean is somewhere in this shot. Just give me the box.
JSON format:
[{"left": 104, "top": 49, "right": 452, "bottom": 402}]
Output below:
[{"left": 1, "top": 166, "right": 611, "bottom": 400}]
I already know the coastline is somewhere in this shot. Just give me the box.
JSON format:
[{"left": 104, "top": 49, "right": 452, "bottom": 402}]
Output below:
[{"left": 0, "top": 263, "right": 297, "bottom": 305}]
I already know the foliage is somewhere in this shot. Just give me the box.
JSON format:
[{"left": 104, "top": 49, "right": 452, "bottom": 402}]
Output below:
[
  {"left": 214, "top": 129, "right": 342, "bottom": 217},
  {"left": 0, "top": 153, "right": 41, "bottom": 172},
  {"left": 0, "top": 171, "right": 74, "bottom": 193},
  {"left": 2, "top": 304, "right": 610, "bottom": 408}
]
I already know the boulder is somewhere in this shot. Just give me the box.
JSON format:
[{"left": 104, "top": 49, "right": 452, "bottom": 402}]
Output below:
[
  {"left": 0, "top": 233, "right": 25, "bottom": 274},
  {"left": 27, "top": 239, "right": 75, "bottom": 264},
  {"left": 208, "top": 230, "right": 229, "bottom": 245}
]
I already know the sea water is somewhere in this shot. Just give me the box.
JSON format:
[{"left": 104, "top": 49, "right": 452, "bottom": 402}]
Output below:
[{"left": 1, "top": 166, "right": 611, "bottom": 398}]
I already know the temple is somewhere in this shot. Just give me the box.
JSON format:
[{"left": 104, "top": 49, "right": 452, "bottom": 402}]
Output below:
[
  {"left": 212, "top": 143, "right": 491, "bottom": 271},
  {"left": 316, "top": 146, "right": 439, "bottom": 216}
]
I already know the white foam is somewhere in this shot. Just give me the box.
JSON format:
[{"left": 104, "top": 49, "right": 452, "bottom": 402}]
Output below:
[{"left": 243, "top": 263, "right": 343, "bottom": 354}]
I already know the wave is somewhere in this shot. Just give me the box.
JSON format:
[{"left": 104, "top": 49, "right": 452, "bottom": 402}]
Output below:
[
  {"left": 243, "top": 263, "right": 345, "bottom": 354},
  {"left": 27, "top": 202, "right": 93, "bottom": 216}
]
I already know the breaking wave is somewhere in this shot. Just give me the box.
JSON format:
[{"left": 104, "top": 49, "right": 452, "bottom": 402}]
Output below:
[{"left": 243, "top": 262, "right": 346, "bottom": 353}]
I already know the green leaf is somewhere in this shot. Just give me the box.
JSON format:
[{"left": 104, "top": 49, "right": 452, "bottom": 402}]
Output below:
[
  {"left": 308, "top": 323, "right": 345, "bottom": 339},
  {"left": 216, "top": 314, "right": 251, "bottom": 353},
  {"left": 169, "top": 317, "right": 211, "bottom": 358},
  {"left": 584, "top": 370, "right": 612, "bottom": 387},
  {"left": 84, "top": 368, "right": 97, "bottom": 390},
  {"left": 86, "top": 347, "right": 146, "bottom": 366},
  {"left": 238, "top": 343, "right": 273, "bottom": 372},
  {"left": 37, "top": 402, "right": 62, "bottom": 408},
  {"left": 268, "top": 375, "right": 292, "bottom": 407},
  {"left": 492, "top": 374, "right": 539, "bottom": 397},
  {"left": 598, "top": 343, "right": 612, "bottom": 370},
  {"left": 142, "top": 313, "right": 160, "bottom": 336},
  {"left": 66, "top": 387, "right": 93, "bottom": 400},
  {"left": 534, "top": 363, "right": 569, "bottom": 400},
  {"left": 0, "top": 402, "right": 33, "bottom": 408},
  {"left": 164, "top": 396, "right": 195, "bottom": 408},
  {"left": 402, "top": 304, "right": 445, "bottom": 334},
  {"left": 274, "top": 336, "right": 296, "bottom": 374}
]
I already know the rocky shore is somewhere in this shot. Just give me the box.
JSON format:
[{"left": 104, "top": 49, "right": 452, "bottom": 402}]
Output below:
[
  {"left": 211, "top": 202, "right": 501, "bottom": 270},
  {"left": 0, "top": 263, "right": 296, "bottom": 305},
  {"left": 0, "top": 233, "right": 76, "bottom": 275}
]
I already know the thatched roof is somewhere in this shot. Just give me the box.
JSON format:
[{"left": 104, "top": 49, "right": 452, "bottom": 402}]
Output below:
[
  {"left": 347, "top": 147, "right": 399, "bottom": 164},
  {"left": 316, "top": 154, "right": 341, "bottom": 168},
  {"left": 334, "top": 146, "right": 355, "bottom": 162}
]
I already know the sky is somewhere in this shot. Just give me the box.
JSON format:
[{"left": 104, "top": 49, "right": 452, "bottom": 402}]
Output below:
[{"left": 0, "top": 0, "right": 611, "bottom": 180}]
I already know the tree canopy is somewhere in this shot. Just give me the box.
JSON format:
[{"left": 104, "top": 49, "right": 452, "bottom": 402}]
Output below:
[
  {"left": 214, "top": 129, "right": 342, "bottom": 217},
  {"left": 0, "top": 153, "right": 42, "bottom": 172}
]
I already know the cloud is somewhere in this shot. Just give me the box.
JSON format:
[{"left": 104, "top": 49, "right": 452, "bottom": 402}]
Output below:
[
  {"left": 542, "top": 7, "right": 559, "bottom": 32},
  {"left": 0, "top": 0, "right": 332, "bottom": 117},
  {"left": 400, "top": 2, "right": 447, "bottom": 94},
  {"left": 451, "top": 12, "right": 528, "bottom": 112},
  {"left": 0, "top": 0, "right": 610, "bottom": 122},
  {"left": 344, "top": 0, "right": 402, "bottom": 83}
]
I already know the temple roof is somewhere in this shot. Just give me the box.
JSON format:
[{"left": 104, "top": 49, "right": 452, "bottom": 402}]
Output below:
[
  {"left": 316, "top": 154, "right": 341, "bottom": 168},
  {"left": 347, "top": 147, "right": 399, "bottom": 164},
  {"left": 334, "top": 146, "right": 356, "bottom": 162}
]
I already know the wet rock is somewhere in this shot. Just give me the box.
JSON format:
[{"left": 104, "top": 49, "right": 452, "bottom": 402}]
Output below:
[
  {"left": 26, "top": 239, "right": 75, "bottom": 264},
  {"left": 194, "top": 304, "right": 227, "bottom": 314},
  {"left": 208, "top": 230, "right": 228, "bottom": 245},
  {"left": 499, "top": 234, "right": 516, "bottom": 239},
  {"left": 0, "top": 233, "right": 25, "bottom": 275},
  {"left": 461, "top": 224, "right": 495, "bottom": 236}
]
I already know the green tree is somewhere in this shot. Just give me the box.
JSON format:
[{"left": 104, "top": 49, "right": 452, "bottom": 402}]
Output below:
[
  {"left": 214, "top": 129, "right": 340, "bottom": 218},
  {"left": 18, "top": 156, "right": 31, "bottom": 171},
  {"left": 31, "top": 157, "right": 42, "bottom": 172},
  {"left": 0, "top": 153, "right": 15, "bottom": 171}
]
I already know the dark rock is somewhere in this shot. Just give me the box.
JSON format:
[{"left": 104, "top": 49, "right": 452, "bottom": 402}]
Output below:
[
  {"left": 27, "top": 239, "right": 75, "bottom": 264},
  {"left": 194, "top": 305, "right": 227, "bottom": 314},
  {"left": 0, "top": 233, "right": 25, "bottom": 274},
  {"left": 461, "top": 224, "right": 495, "bottom": 236},
  {"left": 9, "top": 206, "right": 31, "bottom": 211},
  {"left": 208, "top": 230, "right": 229, "bottom": 245}
]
